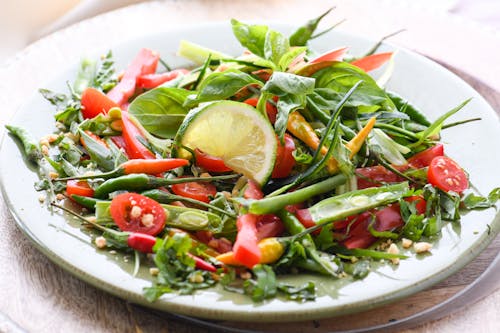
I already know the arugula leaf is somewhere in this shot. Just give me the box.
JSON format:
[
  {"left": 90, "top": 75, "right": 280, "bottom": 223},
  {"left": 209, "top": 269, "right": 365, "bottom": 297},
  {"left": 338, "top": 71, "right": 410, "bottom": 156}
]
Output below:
[
  {"left": 93, "top": 51, "right": 118, "bottom": 93},
  {"left": 462, "top": 188, "right": 500, "bottom": 209},
  {"left": 289, "top": 7, "right": 334, "bottom": 46},
  {"left": 40, "top": 87, "right": 82, "bottom": 126},
  {"left": 185, "top": 69, "right": 263, "bottom": 106},
  {"left": 410, "top": 98, "right": 471, "bottom": 148},
  {"left": 244, "top": 264, "right": 277, "bottom": 302},
  {"left": 128, "top": 87, "right": 190, "bottom": 139},
  {"left": 277, "top": 282, "right": 316, "bottom": 301}
]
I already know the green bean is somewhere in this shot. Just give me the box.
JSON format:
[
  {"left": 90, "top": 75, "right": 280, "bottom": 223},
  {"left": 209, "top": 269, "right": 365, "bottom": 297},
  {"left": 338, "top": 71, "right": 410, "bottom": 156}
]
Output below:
[
  {"left": 70, "top": 195, "right": 103, "bottom": 210},
  {"left": 93, "top": 173, "right": 238, "bottom": 199}
]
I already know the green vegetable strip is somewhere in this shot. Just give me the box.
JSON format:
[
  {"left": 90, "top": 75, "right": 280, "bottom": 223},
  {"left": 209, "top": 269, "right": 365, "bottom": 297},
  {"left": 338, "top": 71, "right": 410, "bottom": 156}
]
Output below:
[
  {"left": 95, "top": 201, "right": 223, "bottom": 232},
  {"left": 5, "top": 125, "right": 42, "bottom": 163},
  {"left": 307, "top": 182, "right": 409, "bottom": 226},
  {"left": 246, "top": 174, "right": 347, "bottom": 215}
]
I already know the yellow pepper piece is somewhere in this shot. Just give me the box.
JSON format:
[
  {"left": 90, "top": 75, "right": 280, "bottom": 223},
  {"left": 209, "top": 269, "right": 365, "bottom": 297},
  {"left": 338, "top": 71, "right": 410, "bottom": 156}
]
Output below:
[
  {"left": 216, "top": 237, "right": 285, "bottom": 266},
  {"left": 286, "top": 112, "right": 376, "bottom": 173}
]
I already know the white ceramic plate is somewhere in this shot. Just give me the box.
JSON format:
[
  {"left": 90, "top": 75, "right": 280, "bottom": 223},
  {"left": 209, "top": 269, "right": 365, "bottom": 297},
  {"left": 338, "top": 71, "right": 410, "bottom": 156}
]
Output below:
[{"left": 0, "top": 22, "right": 499, "bottom": 322}]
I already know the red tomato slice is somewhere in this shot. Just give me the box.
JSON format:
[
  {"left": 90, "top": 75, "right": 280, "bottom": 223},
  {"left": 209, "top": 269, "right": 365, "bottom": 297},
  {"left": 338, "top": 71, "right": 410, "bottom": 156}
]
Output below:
[
  {"left": 121, "top": 112, "right": 156, "bottom": 159},
  {"left": 427, "top": 156, "right": 469, "bottom": 193},
  {"left": 136, "top": 69, "right": 189, "bottom": 89},
  {"left": 171, "top": 179, "right": 217, "bottom": 203},
  {"left": 272, "top": 133, "right": 295, "bottom": 178},
  {"left": 407, "top": 144, "right": 444, "bottom": 169},
  {"left": 194, "top": 148, "right": 232, "bottom": 173},
  {"left": 110, "top": 193, "right": 165, "bottom": 236},
  {"left": 351, "top": 52, "right": 393, "bottom": 72},
  {"left": 80, "top": 88, "right": 119, "bottom": 119},
  {"left": 356, "top": 165, "right": 403, "bottom": 189},
  {"left": 66, "top": 180, "right": 94, "bottom": 198}
]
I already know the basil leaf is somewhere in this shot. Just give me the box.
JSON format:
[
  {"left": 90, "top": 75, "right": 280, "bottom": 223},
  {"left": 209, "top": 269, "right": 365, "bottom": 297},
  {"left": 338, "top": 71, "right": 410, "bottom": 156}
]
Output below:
[
  {"left": 231, "top": 19, "right": 268, "bottom": 58},
  {"left": 128, "top": 87, "right": 190, "bottom": 139},
  {"left": 278, "top": 46, "right": 307, "bottom": 71},
  {"left": 262, "top": 72, "right": 315, "bottom": 96},
  {"left": 312, "top": 62, "right": 395, "bottom": 110},
  {"left": 264, "top": 29, "right": 290, "bottom": 65},
  {"left": 185, "top": 69, "right": 263, "bottom": 106}
]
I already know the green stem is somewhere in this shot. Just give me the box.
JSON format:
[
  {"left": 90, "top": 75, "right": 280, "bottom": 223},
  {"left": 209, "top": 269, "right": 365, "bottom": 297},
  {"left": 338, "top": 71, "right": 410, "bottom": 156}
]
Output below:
[{"left": 245, "top": 174, "right": 347, "bottom": 215}]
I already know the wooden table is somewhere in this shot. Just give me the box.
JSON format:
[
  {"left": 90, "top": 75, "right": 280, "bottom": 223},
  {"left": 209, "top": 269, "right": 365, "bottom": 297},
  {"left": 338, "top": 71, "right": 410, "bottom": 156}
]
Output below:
[{"left": 0, "top": 1, "right": 499, "bottom": 332}]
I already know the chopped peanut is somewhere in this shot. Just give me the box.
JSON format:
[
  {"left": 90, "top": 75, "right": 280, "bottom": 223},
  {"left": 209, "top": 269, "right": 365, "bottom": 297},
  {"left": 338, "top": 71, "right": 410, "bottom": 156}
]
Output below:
[
  {"left": 401, "top": 238, "right": 413, "bottom": 249},
  {"left": 95, "top": 236, "right": 107, "bottom": 249},
  {"left": 387, "top": 243, "right": 400, "bottom": 265},
  {"left": 414, "top": 242, "right": 433, "bottom": 254},
  {"left": 130, "top": 206, "right": 142, "bottom": 219}
]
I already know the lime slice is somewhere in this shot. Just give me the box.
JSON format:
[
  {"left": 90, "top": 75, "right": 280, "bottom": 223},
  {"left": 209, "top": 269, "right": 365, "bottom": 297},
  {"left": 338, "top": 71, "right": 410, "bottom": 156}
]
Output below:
[{"left": 174, "top": 101, "right": 277, "bottom": 185}]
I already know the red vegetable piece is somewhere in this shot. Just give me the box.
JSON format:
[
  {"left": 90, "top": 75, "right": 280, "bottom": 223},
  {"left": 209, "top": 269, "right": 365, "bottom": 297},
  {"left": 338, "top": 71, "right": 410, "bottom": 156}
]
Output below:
[
  {"left": 356, "top": 165, "right": 403, "bottom": 189},
  {"left": 110, "top": 193, "right": 165, "bottom": 236},
  {"left": 121, "top": 112, "right": 156, "bottom": 159},
  {"left": 80, "top": 130, "right": 109, "bottom": 149},
  {"left": 256, "top": 214, "right": 285, "bottom": 240},
  {"left": 171, "top": 178, "right": 217, "bottom": 203},
  {"left": 80, "top": 88, "right": 119, "bottom": 119},
  {"left": 427, "top": 156, "right": 469, "bottom": 193},
  {"left": 272, "top": 133, "right": 295, "bottom": 178},
  {"left": 407, "top": 144, "right": 444, "bottom": 169},
  {"left": 405, "top": 195, "right": 426, "bottom": 215},
  {"left": 107, "top": 48, "right": 160, "bottom": 106},
  {"left": 194, "top": 148, "right": 232, "bottom": 173},
  {"left": 351, "top": 52, "right": 393, "bottom": 72},
  {"left": 374, "top": 204, "right": 404, "bottom": 231},
  {"left": 121, "top": 158, "right": 189, "bottom": 175},
  {"left": 244, "top": 179, "right": 264, "bottom": 200},
  {"left": 243, "top": 97, "right": 278, "bottom": 124},
  {"left": 233, "top": 214, "right": 261, "bottom": 269},
  {"left": 188, "top": 253, "right": 217, "bottom": 272},
  {"left": 127, "top": 233, "right": 157, "bottom": 253},
  {"left": 66, "top": 180, "right": 94, "bottom": 198},
  {"left": 136, "top": 69, "right": 189, "bottom": 89},
  {"left": 310, "top": 46, "right": 348, "bottom": 63}
]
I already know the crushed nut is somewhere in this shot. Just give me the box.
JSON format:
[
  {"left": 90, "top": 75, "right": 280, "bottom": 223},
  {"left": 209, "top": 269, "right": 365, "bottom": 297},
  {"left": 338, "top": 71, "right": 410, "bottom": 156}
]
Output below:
[
  {"left": 401, "top": 238, "right": 413, "bottom": 249},
  {"left": 387, "top": 243, "right": 400, "bottom": 265},
  {"left": 240, "top": 271, "right": 252, "bottom": 280},
  {"left": 141, "top": 213, "right": 154, "bottom": 227},
  {"left": 95, "top": 236, "right": 107, "bottom": 249},
  {"left": 149, "top": 267, "right": 160, "bottom": 276},
  {"left": 130, "top": 206, "right": 142, "bottom": 219},
  {"left": 189, "top": 273, "right": 205, "bottom": 283},
  {"left": 414, "top": 242, "right": 433, "bottom": 254},
  {"left": 49, "top": 172, "right": 59, "bottom": 179},
  {"left": 41, "top": 145, "right": 49, "bottom": 156},
  {"left": 38, "top": 195, "right": 46, "bottom": 203},
  {"left": 56, "top": 193, "right": 65, "bottom": 201}
]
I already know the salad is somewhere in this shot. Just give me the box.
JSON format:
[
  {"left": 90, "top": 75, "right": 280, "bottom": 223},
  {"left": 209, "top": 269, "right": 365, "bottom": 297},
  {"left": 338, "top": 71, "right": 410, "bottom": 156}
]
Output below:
[{"left": 5, "top": 10, "right": 499, "bottom": 303}]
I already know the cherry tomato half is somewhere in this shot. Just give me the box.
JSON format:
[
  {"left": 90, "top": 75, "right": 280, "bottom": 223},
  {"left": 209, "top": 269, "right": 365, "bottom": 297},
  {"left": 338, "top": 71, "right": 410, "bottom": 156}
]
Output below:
[
  {"left": 272, "top": 134, "right": 296, "bottom": 179},
  {"left": 66, "top": 180, "right": 94, "bottom": 198},
  {"left": 407, "top": 144, "right": 444, "bottom": 169},
  {"left": 109, "top": 193, "right": 165, "bottom": 236},
  {"left": 427, "top": 156, "right": 468, "bottom": 193},
  {"left": 194, "top": 148, "right": 232, "bottom": 173},
  {"left": 171, "top": 179, "right": 217, "bottom": 203}
]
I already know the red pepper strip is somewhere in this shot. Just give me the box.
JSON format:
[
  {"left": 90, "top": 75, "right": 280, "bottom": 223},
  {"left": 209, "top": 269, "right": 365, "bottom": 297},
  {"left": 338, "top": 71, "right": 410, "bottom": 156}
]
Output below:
[
  {"left": 107, "top": 48, "right": 160, "bottom": 106},
  {"left": 351, "top": 52, "right": 393, "bottom": 72},
  {"left": 121, "top": 158, "right": 188, "bottom": 175},
  {"left": 127, "top": 233, "right": 157, "bottom": 253},
  {"left": 121, "top": 112, "right": 156, "bottom": 159},
  {"left": 136, "top": 69, "right": 189, "bottom": 89},
  {"left": 80, "top": 130, "right": 109, "bottom": 149},
  {"left": 187, "top": 253, "right": 217, "bottom": 272},
  {"left": 407, "top": 144, "right": 444, "bottom": 169},
  {"left": 81, "top": 88, "right": 120, "bottom": 119},
  {"left": 309, "top": 46, "right": 348, "bottom": 64},
  {"left": 233, "top": 214, "right": 261, "bottom": 269},
  {"left": 194, "top": 148, "right": 232, "bottom": 173}
]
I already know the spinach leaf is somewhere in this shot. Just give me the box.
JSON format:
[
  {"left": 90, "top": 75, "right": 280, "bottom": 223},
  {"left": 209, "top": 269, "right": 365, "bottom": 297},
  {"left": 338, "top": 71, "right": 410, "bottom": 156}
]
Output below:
[
  {"left": 264, "top": 30, "right": 290, "bottom": 65},
  {"left": 185, "top": 69, "right": 263, "bottom": 106},
  {"left": 128, "top": 87, "right": 190, "bottom": 139}
]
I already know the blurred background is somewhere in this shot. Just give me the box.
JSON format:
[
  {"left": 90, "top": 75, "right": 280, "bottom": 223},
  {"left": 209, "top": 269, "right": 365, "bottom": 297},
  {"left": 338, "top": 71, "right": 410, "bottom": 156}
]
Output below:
[{"left": 0, "top": 0, "right": 499, "bottom": 63}]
